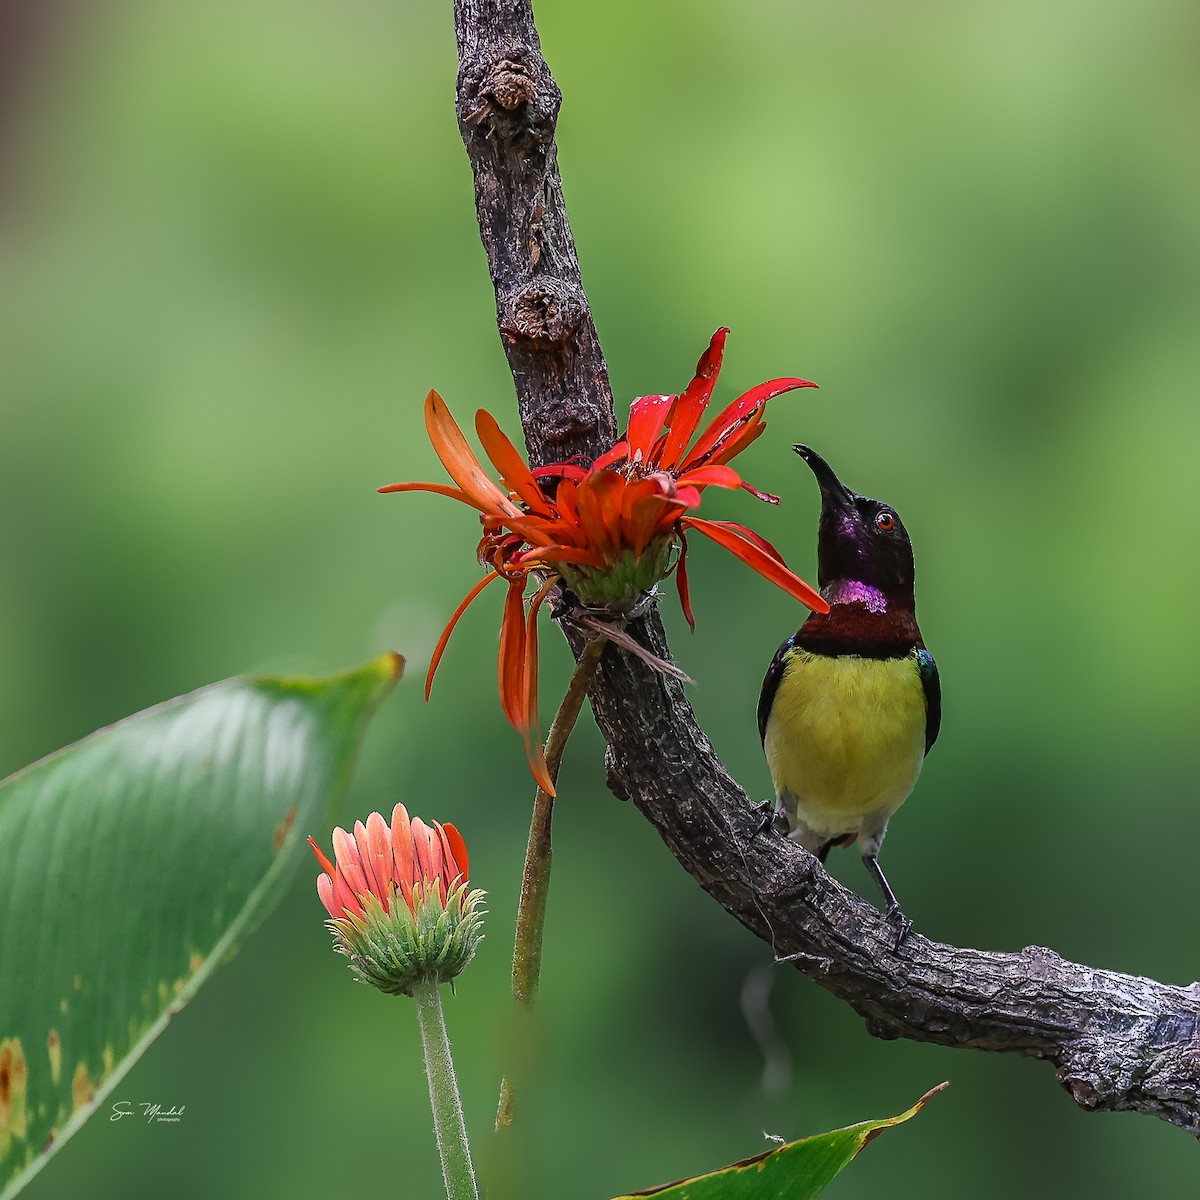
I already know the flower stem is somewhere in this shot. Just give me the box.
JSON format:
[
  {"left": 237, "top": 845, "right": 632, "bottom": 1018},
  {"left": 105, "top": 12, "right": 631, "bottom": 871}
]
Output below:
[
  {"left": 496, "top": 635, "right": 606, "bottom": 1130},
  {"left": 412, "top": 975, "right": 478, "bottom": 1200}
]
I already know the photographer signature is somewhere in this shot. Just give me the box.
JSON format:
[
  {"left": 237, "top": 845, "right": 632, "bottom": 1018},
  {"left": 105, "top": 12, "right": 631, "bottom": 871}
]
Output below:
[{"left": 110, "top": 1101, "right": 186, "bottom": 1124}]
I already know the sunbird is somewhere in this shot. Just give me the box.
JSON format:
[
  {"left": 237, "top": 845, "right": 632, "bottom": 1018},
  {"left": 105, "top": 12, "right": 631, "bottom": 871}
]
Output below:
[{"left": 758, "top": 446, "right": 940, "bottom": 944}]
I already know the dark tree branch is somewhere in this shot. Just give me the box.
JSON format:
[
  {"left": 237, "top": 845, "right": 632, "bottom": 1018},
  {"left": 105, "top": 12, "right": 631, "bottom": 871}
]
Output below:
[
  {"left": 453, "top": 0, "right": 616, "bottom": 467},
  {"left": 450, "top": 0, "right": 1200, "bottom": 1135}
]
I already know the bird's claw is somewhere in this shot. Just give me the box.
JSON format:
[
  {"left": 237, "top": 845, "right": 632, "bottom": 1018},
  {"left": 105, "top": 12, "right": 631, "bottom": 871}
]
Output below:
[
  {"left": 751, "top": 799, "right": 777, "bottom": 838},
  {"left": 884, "top": 903, "right": 913, "bottom": 951}
]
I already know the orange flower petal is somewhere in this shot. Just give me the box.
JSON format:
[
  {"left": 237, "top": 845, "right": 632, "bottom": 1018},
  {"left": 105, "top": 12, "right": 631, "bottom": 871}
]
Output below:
[
  {"left": 376, "top": 480, "right": 476, "bottom": 506},
  {"left": 426, "top": 570, "right": 503, "bottom": 700},
  {"left": 739, "top": 478, "right": 780, "bottom": 504},
  {"left": 425, "top": 391, "right": 523, "bottom": 517},
  {"left": 591, "top": 440, "right": 629, "bottom": 471},
  {"left": 627, "top": 490, "right": 685, "bottom": 557},
  {"left": 618, "top": 475, "right": 662, "bottom": 550},
  {"left": 421, "top": 393, "right": 560, "bottom": 548},
  {"left": 674, "top": 464, "right": 743, "bottom": 491},
  {"left": 521, "top": 576, "right": 558, "bottom": 796},
  {"left": 657, "top": 328, "right": 728, "bottom": 469},
  {"left": 514, "top": 545, "right": 607, "bottom": 568},
  {"left": 475, "top": 409, "right": 551, "bottom": 514},
  {"left": 682, "top": 377, "right": 817, "bottom": 470},
  {"left": 627, "top": 394, "right": 674, "bottom": 462},
  {"left": 705, "top": 417, "right": 767, "bottom": 467},
  {"left": 675, "top": 531, "right": 696, "bottom": 631},
  {"left": 497, "top": 576, "right": 530, "bottom": 731},
  {"left": 574, "top": 469, "right": 625, "bottom": 563},
  {"left": 701, "top": 519, "right": 787, "bottom": 560},
  {"left": 684, "top": 517, "right": 828, "bottom": 612},
  {"left": 554, "top": 478, "right": 582, "bottom": 530},
  {"left": 509, "top": 517, "right": 590, "bottom": 549}
]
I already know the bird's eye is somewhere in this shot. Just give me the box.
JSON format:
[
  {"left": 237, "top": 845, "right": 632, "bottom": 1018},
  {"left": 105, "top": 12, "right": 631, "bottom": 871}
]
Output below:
[{"left": 875, "top": 511, "right": 896, "bottom": 533}]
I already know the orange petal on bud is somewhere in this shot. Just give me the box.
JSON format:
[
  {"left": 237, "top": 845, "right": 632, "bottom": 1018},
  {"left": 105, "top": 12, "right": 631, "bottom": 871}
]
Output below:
[
  {"left": 315, "top": 873, "right": 338, "bottom": 918},
  {"left": 410, "top": 818, "right": 443, "bottom": 890},
  {"left": 332, "top": 871, "right": 363, "bottom": 919},
  {"left": 365, "top": 812, "right": 395, "bottom": 908},
  {"left": 352, "top": 819, "right": 382, "bottom": 897},
  {"left": 308, "top": 835, "right": 337, "bottom": 880},
  {"left": 332, "top": 826, "right": 369, "bottom": 898},
  {"left": 441, "top": 822, "right": 470, "bottom": 885},
  {"left": 390, "top": 803, "right": 414, "bottom": 892}
]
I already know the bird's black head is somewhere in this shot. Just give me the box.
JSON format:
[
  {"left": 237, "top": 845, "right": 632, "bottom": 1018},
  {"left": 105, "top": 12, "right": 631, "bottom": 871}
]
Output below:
[{"left": 794, "top": 445, "right": 916, "bottom": 609}]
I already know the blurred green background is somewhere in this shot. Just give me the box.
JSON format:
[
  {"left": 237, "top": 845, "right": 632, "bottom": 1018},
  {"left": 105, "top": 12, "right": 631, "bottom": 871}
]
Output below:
[{"left": 2, "top": 0, "right": 1198, "bottom": 1195}]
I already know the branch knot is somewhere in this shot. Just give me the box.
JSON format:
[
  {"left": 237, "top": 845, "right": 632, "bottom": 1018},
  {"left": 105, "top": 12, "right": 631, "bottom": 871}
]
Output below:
[
  {"left": 485, "top": 57, "right": 537, "bottom": 111},
  {"left": 499, "top": 276, "right": 584, "bottom": 347}
]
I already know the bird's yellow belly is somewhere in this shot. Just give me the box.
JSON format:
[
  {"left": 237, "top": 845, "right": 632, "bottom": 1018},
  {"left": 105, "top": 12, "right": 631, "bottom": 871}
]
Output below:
[{"left": 764, "top": 650, "right": 926, "bottom": 840}]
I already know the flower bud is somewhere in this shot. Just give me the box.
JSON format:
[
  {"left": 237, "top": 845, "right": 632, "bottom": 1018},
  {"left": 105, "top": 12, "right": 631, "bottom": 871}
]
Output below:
[{"left": 309, "top": 805, "right": 485, "bottom": 995}]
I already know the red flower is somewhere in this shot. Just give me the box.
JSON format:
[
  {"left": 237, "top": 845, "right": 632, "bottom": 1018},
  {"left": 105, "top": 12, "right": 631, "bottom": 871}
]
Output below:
[
  {"left": 309, "top": 805, "right": 468, "bottom": 920},
  {"left": 380, "top": 329, "right": 829, "bottom": 793}
]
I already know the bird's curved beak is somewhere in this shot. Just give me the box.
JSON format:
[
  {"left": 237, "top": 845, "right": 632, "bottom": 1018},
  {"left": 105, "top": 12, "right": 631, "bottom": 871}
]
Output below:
[{"left": 793, "top": 444, "right": 856, "bottom": 511}]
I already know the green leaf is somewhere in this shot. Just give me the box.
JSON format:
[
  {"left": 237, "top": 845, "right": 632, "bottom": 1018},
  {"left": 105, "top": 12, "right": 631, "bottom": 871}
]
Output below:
[
  {"left": 0, "top": 653, "right": 403, "bottom": 1200},
  {"left": 611, "top": 1083, "right": 948, "bottom": 1200}
]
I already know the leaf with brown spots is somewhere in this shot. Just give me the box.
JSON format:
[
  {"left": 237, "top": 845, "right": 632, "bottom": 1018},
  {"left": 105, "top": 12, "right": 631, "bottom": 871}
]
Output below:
[{"left": 0, "top": 654, "right": 401, "bottom": 1199}]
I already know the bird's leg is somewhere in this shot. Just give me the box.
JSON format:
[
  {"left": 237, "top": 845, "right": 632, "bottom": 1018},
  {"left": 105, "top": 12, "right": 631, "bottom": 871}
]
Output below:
[{"left": 862, "top": 853, "right": 913, "bottom": 950}]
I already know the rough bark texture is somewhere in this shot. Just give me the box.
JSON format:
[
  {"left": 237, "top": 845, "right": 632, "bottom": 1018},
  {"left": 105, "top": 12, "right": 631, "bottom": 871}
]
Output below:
[
  {"left": 453, "top": 0, "right": 616, "bottom": 468},
  {"left": 451, "top": 0, "right": 1200, "bottom": 1135}
]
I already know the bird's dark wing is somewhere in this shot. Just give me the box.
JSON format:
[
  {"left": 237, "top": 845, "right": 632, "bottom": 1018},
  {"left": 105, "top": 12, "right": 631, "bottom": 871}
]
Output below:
[
  {"left": 758, "top": 634, "right": 798, "bottom": 743},
  {"left": 916, "top": 648, "right": 941, "bottom": 754}
]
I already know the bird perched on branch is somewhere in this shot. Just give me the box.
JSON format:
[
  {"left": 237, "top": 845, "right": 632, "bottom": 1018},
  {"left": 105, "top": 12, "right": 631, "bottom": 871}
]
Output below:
[{"left": 757, "top": 446, "right": 940, "bottom": 945}]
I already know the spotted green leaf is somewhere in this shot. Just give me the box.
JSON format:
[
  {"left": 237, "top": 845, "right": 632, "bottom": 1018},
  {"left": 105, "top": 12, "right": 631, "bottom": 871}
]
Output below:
[{"left": 0, "top": 653, "right": 402, "bottom": 1200}]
